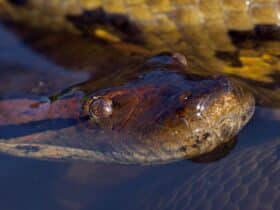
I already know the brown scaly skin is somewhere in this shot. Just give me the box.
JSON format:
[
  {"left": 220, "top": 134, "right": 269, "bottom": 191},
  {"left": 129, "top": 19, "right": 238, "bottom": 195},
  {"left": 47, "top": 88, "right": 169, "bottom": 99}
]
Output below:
[
  {"left": 0, "top": 54, "right": 255, "bottom": 164},
  {"left": 0, "top": 0, "right": 279, "bottom": 84},
  {"left": 0, "top": 0, "right": 279, "bottom": 109}
]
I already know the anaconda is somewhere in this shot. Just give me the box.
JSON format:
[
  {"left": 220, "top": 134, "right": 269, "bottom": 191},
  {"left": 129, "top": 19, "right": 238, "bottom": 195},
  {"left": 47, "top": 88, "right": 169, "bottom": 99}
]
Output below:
[
  {"left": 0, "top": 53, "right": 255, "bottom": 164},
  {"left": 0, "top": 0, "right": 279, "bottom": 163}
]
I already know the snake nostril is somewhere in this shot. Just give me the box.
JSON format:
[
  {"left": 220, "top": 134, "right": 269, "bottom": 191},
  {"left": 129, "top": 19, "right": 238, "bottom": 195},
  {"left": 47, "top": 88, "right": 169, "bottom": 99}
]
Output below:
[
  {"left": 202, "top": 132, "right": 210, "bottom": 140},
  {"left": 179, "top": 91, "right": 192, "bottom": 101},
  {"left": 88, "top": 98, "right": 113, "bottom": 120}
]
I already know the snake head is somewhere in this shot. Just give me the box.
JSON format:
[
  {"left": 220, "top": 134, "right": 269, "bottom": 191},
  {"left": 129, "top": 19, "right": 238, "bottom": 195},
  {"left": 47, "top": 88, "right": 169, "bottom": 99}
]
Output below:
[{"left": 82, "top": 54, "right": 255, "bottom": 160}]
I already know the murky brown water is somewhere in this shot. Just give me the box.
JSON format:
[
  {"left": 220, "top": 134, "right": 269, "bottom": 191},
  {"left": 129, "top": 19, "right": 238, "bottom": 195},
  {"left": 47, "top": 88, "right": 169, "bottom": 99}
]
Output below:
[{"left": 0, "top": 23, "right": 279, "bottom": 210}]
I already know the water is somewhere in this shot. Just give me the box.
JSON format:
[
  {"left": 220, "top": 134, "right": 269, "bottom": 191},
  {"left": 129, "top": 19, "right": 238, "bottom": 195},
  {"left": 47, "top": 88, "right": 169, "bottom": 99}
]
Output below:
[{"left": 0, "top": 24, "right": 279, "bottom": 210}]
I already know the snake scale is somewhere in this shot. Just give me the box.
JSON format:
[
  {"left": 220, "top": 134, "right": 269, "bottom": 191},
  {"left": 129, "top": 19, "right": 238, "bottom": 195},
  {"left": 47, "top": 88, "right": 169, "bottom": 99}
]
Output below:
[{"left": 0, "top": 0, "right": 279, "bottom": 82}]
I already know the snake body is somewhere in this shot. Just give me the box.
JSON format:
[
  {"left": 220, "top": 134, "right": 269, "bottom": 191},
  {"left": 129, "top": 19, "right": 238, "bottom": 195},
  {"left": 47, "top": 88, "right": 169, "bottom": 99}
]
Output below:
[
  {"left": 0, "top": 54, "right": 255, "bottom": 164},
  {"left": 0, "top": 0, "right": 280, "bottom": 82}
]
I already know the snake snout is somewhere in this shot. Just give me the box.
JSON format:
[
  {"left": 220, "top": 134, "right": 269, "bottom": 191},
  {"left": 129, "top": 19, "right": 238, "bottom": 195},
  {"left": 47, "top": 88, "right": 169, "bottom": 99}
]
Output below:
[{"left": 190, "top": 76, "right": 235, "bottom": 117}]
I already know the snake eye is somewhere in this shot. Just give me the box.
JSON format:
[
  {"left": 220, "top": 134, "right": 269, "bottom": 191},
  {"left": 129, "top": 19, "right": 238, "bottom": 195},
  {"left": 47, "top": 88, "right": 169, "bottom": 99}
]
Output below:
[{"left": 87, "top": 97, "right": 113, "bottom": 120}]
